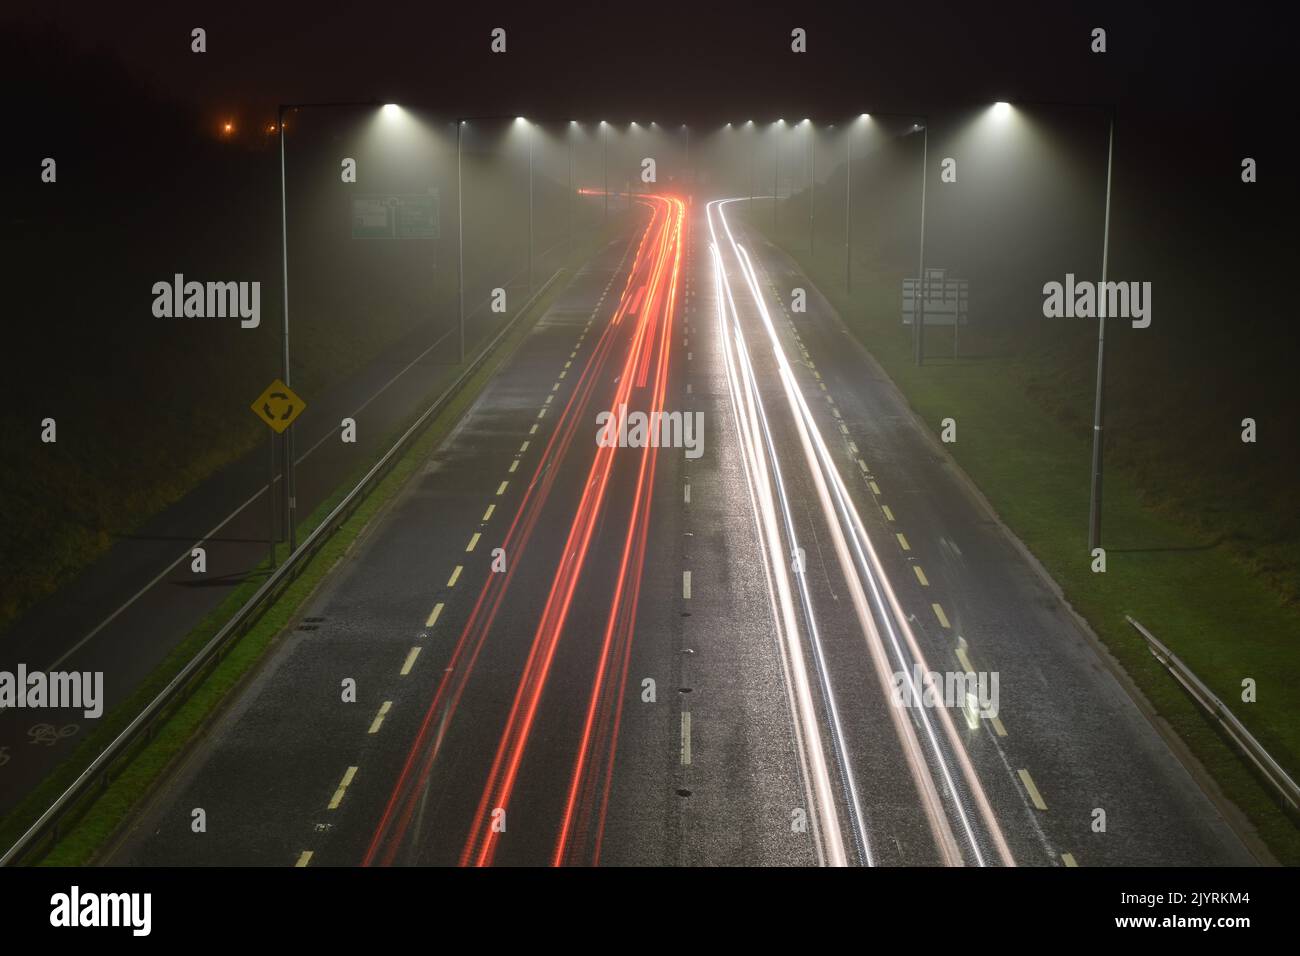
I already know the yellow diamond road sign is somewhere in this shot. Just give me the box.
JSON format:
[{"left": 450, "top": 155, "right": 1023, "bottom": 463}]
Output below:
[{"left": 252, "top": 379, "right": 306, "bottom": 434}]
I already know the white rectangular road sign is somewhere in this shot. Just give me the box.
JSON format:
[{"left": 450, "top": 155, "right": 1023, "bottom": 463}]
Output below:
[{"left": 903, "top": 268, "right": 969, "bottom": 327}]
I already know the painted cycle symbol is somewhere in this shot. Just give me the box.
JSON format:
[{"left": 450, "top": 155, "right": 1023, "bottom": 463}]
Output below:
[{"left": 27, "top": 723, "right": 78, "bottom": 747}]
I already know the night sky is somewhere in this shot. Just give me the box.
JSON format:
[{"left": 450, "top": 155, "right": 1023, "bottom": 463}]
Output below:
[{"left": 3, "top": 1, "right": 1287, "bottom": 128}]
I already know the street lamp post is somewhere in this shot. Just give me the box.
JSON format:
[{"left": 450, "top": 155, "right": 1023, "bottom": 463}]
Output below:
[
  {"left": 809, "top": 121, "right": 815, "bottom": 254},
  {"left": 277, "top": 104, "right": 291, "bottom": 552},
  {"left": 1088, "top": 110, "right": 1116, "bottom": 551},
  {"left": 602, "top": 121, "right": 609, "bottom": 224},
  {"left": 748, "top": 123, "right": 755, "bottom": 213},
  {"left": 915, "top": 120, "right": 929, "bottom": 367},
  {"left": 568, "top": 125, "right": 574, "bottom": 254},
  {"left": 845, "top": 125, "right": 852, "bottom": 293},
  {"left": 773, "top": 127, "right": 780, "bottom": 229},
  {"left": 277, "top": 98, "right": 378, "bottom": 553},
  {"left": 528, "top": 120, "right": 534, "bottom": 292},
  {"left": 457, "top": 120, "right": 465, "bottom": 363}
]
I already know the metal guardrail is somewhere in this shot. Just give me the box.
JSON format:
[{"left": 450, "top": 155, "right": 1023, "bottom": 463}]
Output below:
[
  {"left": 1126, "top": 614, "right": 1299, "bottom": 815},
  {"left": 1, "top": 269, "right": 564, "bottom": 865}
]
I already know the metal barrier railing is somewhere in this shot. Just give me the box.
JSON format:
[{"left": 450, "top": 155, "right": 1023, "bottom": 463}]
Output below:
[
  {"left": 1126, "top": 614, "right": 1298, "bottom": 815},
  {"left": 1, "top": 268, "right": 564, "bottom": 865}
]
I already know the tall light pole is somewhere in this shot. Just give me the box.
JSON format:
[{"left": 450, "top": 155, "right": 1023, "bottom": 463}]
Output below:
[
  {"left": 602, "top": 121, "right": 609, "bottom": 224},
  {"left": 807, "top": 120, "right": 815, "bottom": 254},
  {"left": 277, "top": 103, "right": 290, "bottom": 553},
  {"left": 747, "top": 121, "right": 755, "bottom": 213},
  {"left": 1088, "top": 109, "right": 1116, "bottom": 551},
  {"left": 277, "top": 98, "right": 378, "bottom": 553},
  {"left": 773, "top": 121, "right": 782, "bottom": 229},
  {"left": 568, "top": 122, "right": 575, "bottom": 254},
  {"left": 457, "top": 120, "right": 465, "bottom": 363},
  {"left": 524, "top": 118, "right": 534, "bottom": 292},
  {"left": 986, "top": 99, "right": 1115, "bottom": 547},
  {"left": 914, "top": 119, "right": 929, "bottom": 367},
  {"left": 845, "top": 120, "right": 853, "bottom": 292}
]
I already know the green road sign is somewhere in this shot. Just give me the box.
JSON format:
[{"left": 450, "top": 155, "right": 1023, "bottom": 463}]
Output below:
[{"left": 351, "top": 192, "right": 439, "bottom": 239}]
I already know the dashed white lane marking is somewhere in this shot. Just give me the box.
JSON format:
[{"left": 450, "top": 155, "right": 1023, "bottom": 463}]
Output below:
[
  {"left": 328, "top": 767, "right": 358, "bottom": 810},
  {"left": 496, "top": 481, "right": 509, "bottom": 496},
  {"left": 684, "top": 483, "right": 691, "bottom": 504},
  {"left": 529, "top": 424, "right": 539, "bottom": 435},
  {"left": 368, "top": 700, "right": 392, "bottom": 734},
  {"left": 682, "top": 570, "right": 692, "bottom": 599},
  {"left": 896, "top": 533, "right": 911, "bottom": 551},
  {"left": 913, "top": 566, "right": 929, "bottom": 587},
  {"left": 508, "top": 460, "right": 519, "bottom": 473},
  {"left": 680, "top": 711, "right": 692, "bottom": 765}
]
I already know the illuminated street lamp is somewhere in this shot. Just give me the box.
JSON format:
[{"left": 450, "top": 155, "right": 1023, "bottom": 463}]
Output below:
[
  {"left": 276, "top": 98, "right": 381, "bottom": 554},
  {"left": 746, "top": 120, "right": 755, "bottom": 212},
  {"left": 600, "top": 121, "right": 609, "bottom": 223},
  {"left": 773, "top": 119, "right": 786, "bottom": 229},
  {"left": 844, "top": 114, "right": 871, "bottom": 292},
  {"left": 987, "top": 100, "right": 1116, "bottom": 547},
  {"left": 804, "top": 119, "right": 815, "bottom": 254}
]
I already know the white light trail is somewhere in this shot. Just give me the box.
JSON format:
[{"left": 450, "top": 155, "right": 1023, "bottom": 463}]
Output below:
[{"left": 709, "top": 198, "right": 1016, "bottom": 867}]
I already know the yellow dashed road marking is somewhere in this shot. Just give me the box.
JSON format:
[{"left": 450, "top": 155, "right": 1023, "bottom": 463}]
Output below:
[
  {"left": 896, "top": 533, "right": 911, "bottom": 551},
  {"left": 932, "top": 603, "right": 951, "bottom": 629},
  {"left": 328, "top": 767, "right": 358, "bottom": 810},
  {"left": 447, "top": 565, "right": 463, "bottom": 587},
  {"left": 496, "top": 481, "right": 509, "bottom": 496},
  {"left": 368, "top": 701, "right": 392, "bottom": 734},
  {"left": 425, "top": 602, "right": 444, "bottom": 628},
  {"left": 1061, "top": 853, "right": 1077, "bottom": 867},
  {"left": 913, "top": 565, "right": 929, "bottom": 587},
  {"left": 400, "top": 646, "right": 422, "bottom": 675},
  {"left": 295, "top": 851, "right": 313, "bottom": 867},
  {"left": 881, "top": 505, "right": 895, "bottom": 522},
  {"left": 466, "top": 532, "right": 481, "bottom": 552},
  {"left": 1019, "top": 769, "right": 1048, "bottom": 810}
]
